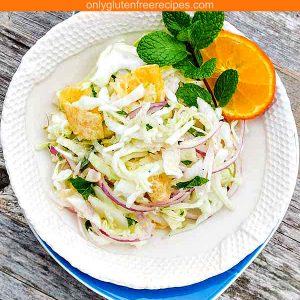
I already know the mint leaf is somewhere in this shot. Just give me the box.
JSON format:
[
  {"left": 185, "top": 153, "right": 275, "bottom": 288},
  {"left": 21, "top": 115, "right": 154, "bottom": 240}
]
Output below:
[
  {"left": 137, "top": 31, "right": 188, "bottom": 66},
  {"left": 190, "top": 12, "right": 224, "bottom": 49},
  {"left": 176, "top": 83, "right": 213, "bottom": 107},
  {"left": 174, "top": 56, "right": 216, "bottom": 80},
  {"left": 91, "top": 84, "right": 97, "bottom": 97},
  {"left": 188, "top": 127, "right": 205, "bottom": 137},
  {"left": 214, "top": 69, "right": 239, "bottom": 107},
  {"left": 194, "top": 48, "right": 203, "bottom": 66},
  {"left": 85, "top": 220, "right": 92, "bottom": 231},
  {"left": 176, "top": 176, "right": 208, "bottom": 189},
  {"left": 181, "top": 160, "right": 192, "bottom": 166},
  {"left": 162, "top": 12, "right": 191, "bottom": 36},
  {"left": 80, "top": 156, "right": 90, "bottom": 171},
  {"left": 126, "top": 217, "right": 137, "bottom": 226},
  {"left": 146, "top": 124, "right": 153, "bottom": 131},
  {"left": 117, "top": 110, "right": 127, "bottom": 116},
  {"left": 197, "top": 58, "right": 217, "bottom": 78},
  {"left": 176, "top": 27, "right": 190, "bottom": 42},
  {"left": 69, "top": 177, "right": 95, "bottom": 200}
]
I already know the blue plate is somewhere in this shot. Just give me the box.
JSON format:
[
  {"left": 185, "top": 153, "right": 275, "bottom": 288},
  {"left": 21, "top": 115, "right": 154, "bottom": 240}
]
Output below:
[{"left": 33, "top": 230, "right": 264, "bottom": 300}]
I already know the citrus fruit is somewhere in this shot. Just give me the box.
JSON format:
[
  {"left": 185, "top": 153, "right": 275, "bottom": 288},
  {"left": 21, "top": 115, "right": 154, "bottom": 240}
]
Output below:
[
  {"left": 58, "top": 86, "right": 91, "bottom": 110},
  {"left": 201, "top": 30, "right": 276, "bottom": 120},
  {"left": 64, "top": 103, "right": 104, "bottom": 140}
]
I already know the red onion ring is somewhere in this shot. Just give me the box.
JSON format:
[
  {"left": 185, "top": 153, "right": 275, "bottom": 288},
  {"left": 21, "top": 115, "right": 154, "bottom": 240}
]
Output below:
[
  {"left": 196, "top": 149, "right": 206, "bottom": 157},
  {"left": 212, "top": 121, "right": 245, "bottom": 173},
  {"left": 143, "top": 188, "right": 194, "bottom": 207},
  {"left": 128, "top": 101, "right": 167, "bottom": 119},
  {"left": 98, "top": 180, "right": 194, "bottom": 211},
  {"left": 49, "top": 146, "right": 58, "bottom": 156},
  {"left": 178, "top": 122, "right": 223, "bottom": 149},
  {"left": 97, "top": 181, "right": 155, "bottom": 212}
]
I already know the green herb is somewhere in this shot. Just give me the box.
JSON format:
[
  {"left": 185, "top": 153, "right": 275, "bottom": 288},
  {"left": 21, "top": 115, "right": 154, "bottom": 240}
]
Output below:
[
  {"left": 214, "top": 69, "right": 239, "bottom": 107},
  {"left": 91, "top": 84, "right": 97, "bottom": 97},
  {"left": 179, "top": 209, "right": 185, "bottom": 216},
  {"left": 162, "top": 11, "right": 191, "bottom": 36},
  {"left": 176, "top": 176, "right": 209, "bottom": 189},
  {"left": 146, "top": 124, "right": 153, "bottom": 131},
  {"left": 194, "top": 48, "right": 203, "bottom": 66},
  {"left": 117, "top": 110, "right": 128, "bottom": 116},
  {"left": 85, "top": 220, "right": 92, "bottom": 231},
  {"left": 137, "top": 31, "right": 188, "bottom": 66},
  {"left": 189, "top": 12, "right": 225, "bottom": 50},
  {"left": 176, "top": 83, "right": 213, "bottom": 107},
  {"left": 126, "top": 217, "right": 138, "bottom": 227},
  {"left": 176, "top": 27, "right": 190, "bottom": 42},
  {"left": 69, "top": 177, "right": 95, "bottom": 200},
  {"left": 80, "top": 156, "right": 90, "bottom": 171},
  {"left": 181, "top": 160, "right": 192, "bottom": 166},
  {"left": 188, "top": 127, "right": 205, "bottom": 137},
  {"left": 174, "top": 56, "right": 216, "bottom": 80}
]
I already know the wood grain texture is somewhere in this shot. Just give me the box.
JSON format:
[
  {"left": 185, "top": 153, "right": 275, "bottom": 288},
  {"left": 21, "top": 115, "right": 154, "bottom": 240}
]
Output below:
[{"left": 0, "top": 12, "right": 299, "bottom": 300}]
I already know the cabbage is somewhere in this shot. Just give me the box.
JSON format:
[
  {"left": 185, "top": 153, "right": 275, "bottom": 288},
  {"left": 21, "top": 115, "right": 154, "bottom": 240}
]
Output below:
[
  {"left": 66, "top": 195, "right": 102, "bottom": 227},
  {"left": 161, "top": 208, "right": 186, "bottom": 230},
  {"left": 89, "top": 152, "right": 118, "bottom": 181},
  {"left": 88, "top": 195, "right": 128, "bottom": 228},
  {"left": 71, "top": 96, "right": 101, "bottom": 110},
  {"left": 112, "top": 84, "right": 145, "bottom": 108},
  {"left": 56, "top": 136, "right": 86, "bottom": 158},
  {"left": 47, "top": 112, "right": 71, "bottom": 140},
  {"left": 162, "top": 146, "right": 182, "bottom": 178},
  {"left": 91, "top": 42, "right": 144, "bottom": 87}
]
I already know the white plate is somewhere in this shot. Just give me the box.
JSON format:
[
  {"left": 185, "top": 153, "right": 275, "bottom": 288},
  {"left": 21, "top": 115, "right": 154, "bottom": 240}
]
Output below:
[{"left": 1, "top": 12, "right": 298, "bottom": 289}]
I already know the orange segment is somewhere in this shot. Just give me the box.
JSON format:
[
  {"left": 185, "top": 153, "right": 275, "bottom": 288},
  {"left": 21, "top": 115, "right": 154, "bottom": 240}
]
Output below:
[
  {"left": 201, "top": 30, "right": 276, "bottom": 120},
  {"left": 58, "top": 86, "right": 91, "bottom": 110},
  {"left": 131, "top": 65, "right": 165, "bottom": 102},
  {"left": 148, "top": 173, "right": 172, "bottom": 203}
]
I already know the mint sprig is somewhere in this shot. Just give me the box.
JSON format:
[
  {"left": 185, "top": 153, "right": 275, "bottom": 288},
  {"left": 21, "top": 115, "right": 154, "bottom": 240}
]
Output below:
[
  {"left": 176, "top": 176, "right": 209, "bottom": 189},
  {"left": 137, "top": 31, "right": 188, "bottom": 66},
  {"left": 176, "top": 83, "right": 213, "bottom": 107},
  {"left": 162, "top": 12, "right": 191, "bottom": 36},
  {"left": 136, "top": 11, "right": 238, "bottom": 110},
  {"left": 214, "top": 69, "right": 239, "bottom": 107}
]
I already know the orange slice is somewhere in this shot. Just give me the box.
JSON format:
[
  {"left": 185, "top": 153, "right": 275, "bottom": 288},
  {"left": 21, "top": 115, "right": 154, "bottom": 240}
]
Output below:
[{"left": 201, "top": 30, "right": 276, "bottom": 120}]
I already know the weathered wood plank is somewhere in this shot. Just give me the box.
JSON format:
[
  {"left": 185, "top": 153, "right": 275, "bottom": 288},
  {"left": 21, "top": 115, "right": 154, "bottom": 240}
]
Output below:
[
  {"left": 0, "top": 212, "right": 101, "bottom": 300},
  {"left": 0, "top": 271, "right": 55, "bottom": 300},
  {"left": 0, "top": 11, "right": 299, "bottom": 300}
]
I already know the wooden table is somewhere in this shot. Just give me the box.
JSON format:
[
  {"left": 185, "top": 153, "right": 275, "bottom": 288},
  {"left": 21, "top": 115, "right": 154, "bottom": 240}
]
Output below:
[{"left": 0, "top": 12, "right": 299, "bottom": 300}]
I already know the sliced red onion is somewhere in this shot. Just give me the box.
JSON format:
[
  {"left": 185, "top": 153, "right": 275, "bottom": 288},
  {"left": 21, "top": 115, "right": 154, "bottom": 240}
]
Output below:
[
  {"left": 128, "top": 101, "right": 167, "bottom": 119},
  {"left": 97, "top": 181, "right": 155, "bottom": 212},
  {"left": 49, "top": 146, "right": 58, "bottom": 156},
  {"left": 178, "top": 122, "right": 223, "bottom": 149},
  {"left": 143, "top": 188, "right": 194, "bottom": 207},
  {"left": 212, "top": 121, "right": 245, "bottom": 173},
  {"left": 196, "top": 149, "right": 206, "bottom": 157}
]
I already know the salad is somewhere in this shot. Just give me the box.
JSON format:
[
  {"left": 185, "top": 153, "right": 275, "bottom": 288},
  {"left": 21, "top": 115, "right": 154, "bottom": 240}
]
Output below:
[{"left": 42, "top": 11, "right": 275, "bottom": 246}]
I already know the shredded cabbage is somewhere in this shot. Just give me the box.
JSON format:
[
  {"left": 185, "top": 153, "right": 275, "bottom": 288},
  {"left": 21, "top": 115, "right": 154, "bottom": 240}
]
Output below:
[{"left": 42, "top": 41, "right": 245, "bottom": 246}]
